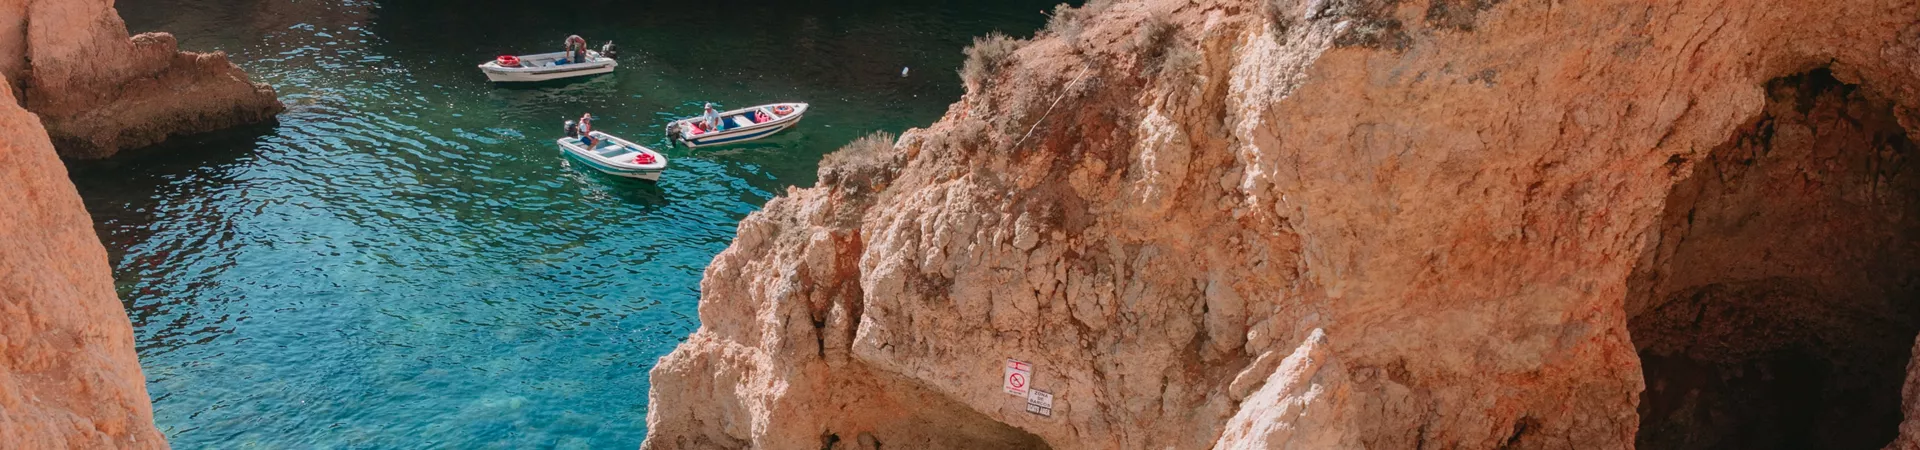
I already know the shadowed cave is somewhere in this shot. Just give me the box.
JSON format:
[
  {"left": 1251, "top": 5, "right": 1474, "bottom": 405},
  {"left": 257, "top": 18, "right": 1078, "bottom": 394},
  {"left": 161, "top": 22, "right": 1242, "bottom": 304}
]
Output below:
[{"left": 1628, "top": 70, "right": 1920, "bottom": 449}]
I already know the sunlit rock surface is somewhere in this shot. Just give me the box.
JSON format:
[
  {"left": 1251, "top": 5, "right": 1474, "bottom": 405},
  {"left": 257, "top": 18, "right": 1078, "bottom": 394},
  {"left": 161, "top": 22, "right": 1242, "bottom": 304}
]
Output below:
[
  {"left": 0, "top": 0, "right": 281, "bottom": 159},
  {"left": 0, "top": 73, "right": 165, "bottom": 449},
  {"left": 645, "top": 0, "right": 1920, "bottom": 448}
]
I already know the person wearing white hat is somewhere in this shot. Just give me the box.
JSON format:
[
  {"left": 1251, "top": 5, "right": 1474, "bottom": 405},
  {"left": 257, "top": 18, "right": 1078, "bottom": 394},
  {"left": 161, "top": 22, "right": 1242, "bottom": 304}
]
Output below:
[
  {"left": 702, "top": 103, "right": 720, "bottom": 131},
  {"left": 578, "top": 113, "right": 596, "bottom": 147}
]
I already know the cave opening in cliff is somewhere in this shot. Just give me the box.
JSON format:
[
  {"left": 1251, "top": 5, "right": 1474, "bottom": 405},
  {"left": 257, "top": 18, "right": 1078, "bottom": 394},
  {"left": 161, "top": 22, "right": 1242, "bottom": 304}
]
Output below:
[{"left": 1626, "top": 69, "right": 1920, "bottom": 449}]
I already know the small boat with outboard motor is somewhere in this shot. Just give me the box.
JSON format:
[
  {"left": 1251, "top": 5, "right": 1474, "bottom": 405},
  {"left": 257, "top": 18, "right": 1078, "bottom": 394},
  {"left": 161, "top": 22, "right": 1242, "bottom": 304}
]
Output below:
[
  {"left": 480, "top": 35, "right": 619, "bottom": 83},
  {"left": 666, "top": 102, "right": 808, "bottom": 148},
  {"left": 557, "top": 129, "right": 668, "bottom": 181}
]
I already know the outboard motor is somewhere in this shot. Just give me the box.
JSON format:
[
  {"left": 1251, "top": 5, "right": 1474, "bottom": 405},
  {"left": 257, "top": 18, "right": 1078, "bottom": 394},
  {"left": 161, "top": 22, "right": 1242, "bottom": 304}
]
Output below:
[{"left": 600, "top": 41, "right": 619, "bottom": 59}]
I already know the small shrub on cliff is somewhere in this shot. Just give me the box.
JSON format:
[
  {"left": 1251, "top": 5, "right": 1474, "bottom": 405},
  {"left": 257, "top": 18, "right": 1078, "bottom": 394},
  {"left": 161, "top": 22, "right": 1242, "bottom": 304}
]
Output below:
[
  {"left": 1311, "top": 0, "right": 1412, "bottom": 51},
  {"left": 1133, "top": 13, "right": 1174, "bottom": 68},
  {"left": 1313, "top": 0, "right": 1406, "bottom": 19},
  {"left": 819, "top": 131, "right": 900, "bottom": 192},
  {"left": 960, "top": 32, "right": 1022, "bottom": 93},
  {"left": 1044, "top": 3, "right": 1087, "bottom": 39},
  {"left": 1042, "top": 0, "right": 1115, "bottom": 44},
  {"left": 1425, "top": 0, "right": 1503, "bottom": 31},
  {"left": 1332, "top": 18, "right": 1410, "bottom": 50},
  {"left": 1134, "top": 12, "right": 1199, "bottom": 80}
]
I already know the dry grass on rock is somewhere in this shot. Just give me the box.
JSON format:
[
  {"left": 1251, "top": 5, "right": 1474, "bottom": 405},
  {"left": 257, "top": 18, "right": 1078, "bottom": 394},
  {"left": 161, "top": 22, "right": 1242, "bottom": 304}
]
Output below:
[
  {"left": 960, "top": 32, "right": 1023, "bottom": 94},
  {"left": 819, "top": 131, "right": 901, "bottom": 193}
]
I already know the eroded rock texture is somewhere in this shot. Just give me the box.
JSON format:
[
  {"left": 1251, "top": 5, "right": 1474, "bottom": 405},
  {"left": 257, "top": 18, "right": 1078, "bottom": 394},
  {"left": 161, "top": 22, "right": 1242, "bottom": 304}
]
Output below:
[
  {"left": 645, "top": 0, "right": 1920, "bottom": 448},
  {"left": 0, "top": 0, "right": 282, "bottom": 159},
  {"left": 0, "top": 74, "right": 165, "bottom": 448},
  {"left": 1629, "top": 70, "right": 1920, "bottom": 450}
]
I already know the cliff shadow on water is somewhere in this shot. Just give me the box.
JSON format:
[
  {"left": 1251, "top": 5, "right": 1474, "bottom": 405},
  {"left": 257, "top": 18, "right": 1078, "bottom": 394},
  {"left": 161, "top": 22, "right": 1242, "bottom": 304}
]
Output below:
[
  {"left": 65, "top": 121, "right": 279, "bottom": 274},
  {"left": 1628, "top": 69, "right": 1920, "bottom": 450}
]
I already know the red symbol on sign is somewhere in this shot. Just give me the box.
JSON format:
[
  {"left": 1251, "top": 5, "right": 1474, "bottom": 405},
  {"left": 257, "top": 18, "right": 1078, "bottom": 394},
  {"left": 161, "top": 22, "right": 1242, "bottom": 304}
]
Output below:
[{"left": 1005, "top": 359, "right": 1033, "bottom": 396}]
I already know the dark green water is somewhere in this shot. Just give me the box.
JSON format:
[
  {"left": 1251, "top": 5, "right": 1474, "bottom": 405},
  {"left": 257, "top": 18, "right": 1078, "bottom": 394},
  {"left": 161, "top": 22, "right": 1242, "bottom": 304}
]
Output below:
[{"left": 68, "top": 1, "right": 1052, "bottom": 447}]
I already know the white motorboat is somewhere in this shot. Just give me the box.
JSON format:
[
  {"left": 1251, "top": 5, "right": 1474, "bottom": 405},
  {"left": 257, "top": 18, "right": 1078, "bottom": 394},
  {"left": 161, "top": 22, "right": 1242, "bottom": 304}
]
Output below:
[
  {"left": 557, "top": 131, "right": 668, "bottom": 180},
  {"left": 666, "top": 103, "right": 808, "bottom": 148},
  {"left": 480, "top": 50, "right": 616, "bottom": 83}
]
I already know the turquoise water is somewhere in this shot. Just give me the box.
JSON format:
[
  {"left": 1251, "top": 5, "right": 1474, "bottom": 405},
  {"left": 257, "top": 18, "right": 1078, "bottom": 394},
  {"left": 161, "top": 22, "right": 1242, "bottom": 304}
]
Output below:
[{"left": 68, "top": 1, "right": 1051, "bottom": 447}]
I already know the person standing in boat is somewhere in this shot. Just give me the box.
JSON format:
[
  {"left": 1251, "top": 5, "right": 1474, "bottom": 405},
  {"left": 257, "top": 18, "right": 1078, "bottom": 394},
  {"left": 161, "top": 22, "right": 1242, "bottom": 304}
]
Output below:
[{"left": 564, "top": 35, "right": 588, "bottom": 64}]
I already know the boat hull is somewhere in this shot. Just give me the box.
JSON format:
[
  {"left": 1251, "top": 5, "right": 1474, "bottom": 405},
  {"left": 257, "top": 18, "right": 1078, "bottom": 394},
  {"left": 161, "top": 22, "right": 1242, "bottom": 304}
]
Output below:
[
  {"left": 684, "top": 119, "right": 800, "bottom": 147},
  {"left": 566, "top": 152, "right": 662, "bottom": 180},
  {"left": 486, "top": 64, "right": 615, "bottom": 82},
  {"left": 557, "top": 133, "right": 667, "bottom": 181},
  {"left": 669, "top": 103, "right": 808, "bottom": 148},
  {"left": 481, "top": 51, "right": 617, "bottom": 83}
]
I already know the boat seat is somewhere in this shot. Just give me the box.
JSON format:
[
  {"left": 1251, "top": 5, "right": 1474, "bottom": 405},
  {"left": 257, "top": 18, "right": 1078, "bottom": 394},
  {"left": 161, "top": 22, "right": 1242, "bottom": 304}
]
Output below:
[
  {"left": 732, "top": 116, "right": 755, "bottom": 128},
  {"left": 596, "top": 145, "right": 635, "bottom": 157}
]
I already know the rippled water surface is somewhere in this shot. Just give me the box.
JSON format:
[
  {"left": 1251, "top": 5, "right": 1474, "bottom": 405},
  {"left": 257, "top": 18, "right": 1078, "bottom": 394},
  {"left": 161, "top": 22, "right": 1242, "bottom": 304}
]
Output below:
[{"left": 69, "top": 1, "right": 1050, "bottom": 447}]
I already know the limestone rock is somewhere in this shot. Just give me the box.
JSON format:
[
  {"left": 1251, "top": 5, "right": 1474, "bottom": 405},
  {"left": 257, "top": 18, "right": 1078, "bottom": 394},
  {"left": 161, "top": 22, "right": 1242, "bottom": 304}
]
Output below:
[
  {"left": 0, "top": 0, "right": 282, "bottom": 159},
  {"left": 646, "top": 0, "right": 1920, "bottom": 448},
  {"left": 1893, "top": 335, "right": 1920, "bottom": 450},
  {"left": 0, "top": 74, "right": 165, "bottom": 448}
]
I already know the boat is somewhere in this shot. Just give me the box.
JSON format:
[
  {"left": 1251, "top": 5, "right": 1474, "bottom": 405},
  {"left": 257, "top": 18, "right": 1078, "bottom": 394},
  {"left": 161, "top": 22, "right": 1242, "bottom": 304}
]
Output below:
[
  {"left": 557, "top": 131, "right": 668, "bottom": 180},
  {"left": 666, "top": 103, "right": 809, "bottom": 148},
  {"left": 479, "top": 49, "right": 616, "bottom": 83}
]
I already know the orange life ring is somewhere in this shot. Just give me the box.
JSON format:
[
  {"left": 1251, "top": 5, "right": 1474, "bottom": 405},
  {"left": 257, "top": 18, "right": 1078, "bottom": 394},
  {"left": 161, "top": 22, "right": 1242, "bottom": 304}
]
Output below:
[
  {"left": 496, "top": 55, "right": 521, "bottom": 67},
  {"left": 772, "top": 105, "right": 795, "bottom": 116}
]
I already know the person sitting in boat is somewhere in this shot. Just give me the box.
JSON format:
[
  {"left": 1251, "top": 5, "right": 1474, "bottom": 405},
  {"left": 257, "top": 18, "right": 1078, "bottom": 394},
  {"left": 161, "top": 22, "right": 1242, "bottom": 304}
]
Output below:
[
  {"left": 703, "top": 103, "right": 721, "bottom": 131},
  {"left": 578, "top": 113, "right": 597, "bottom": 147}
]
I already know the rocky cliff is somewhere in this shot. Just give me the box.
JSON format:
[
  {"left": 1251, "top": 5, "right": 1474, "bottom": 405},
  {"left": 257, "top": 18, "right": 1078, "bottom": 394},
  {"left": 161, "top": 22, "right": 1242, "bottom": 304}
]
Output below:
[
  {"left": 0, "top": 0, "right": 282, "bottom": 159},
  {"left": 0, "top": 0, "right": 284, "bottom": 446},
  {"left": 644, "top": 0, "right": 1920, "bottom": 448},
  {"left": 0, "top": 74, "right": 165, "bottom": 448}
]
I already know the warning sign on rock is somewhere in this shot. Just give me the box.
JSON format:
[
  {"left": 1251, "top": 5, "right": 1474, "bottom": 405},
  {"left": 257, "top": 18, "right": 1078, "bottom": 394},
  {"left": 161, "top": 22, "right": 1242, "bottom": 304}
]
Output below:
[
  {"left": 1025, "top": 389, "right": 1054, "bottom": 417},
  {"left": 1004, "top": 359, "right": 1033, "bottom": 396}
]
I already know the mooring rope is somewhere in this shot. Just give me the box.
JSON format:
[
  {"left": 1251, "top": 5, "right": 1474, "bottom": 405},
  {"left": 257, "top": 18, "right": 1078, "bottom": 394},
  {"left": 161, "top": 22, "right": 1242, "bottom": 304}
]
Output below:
[{"left": 1012, "top": 65, "right": 1093, "bottom": 151}]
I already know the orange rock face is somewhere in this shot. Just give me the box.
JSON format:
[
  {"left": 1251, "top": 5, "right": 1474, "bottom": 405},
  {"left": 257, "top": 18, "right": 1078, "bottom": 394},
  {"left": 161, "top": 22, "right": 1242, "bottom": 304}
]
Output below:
[
  {"left": 0, "top": 0, "right": 282, "bottom": 159},
  {"left": 0, "top": 74, "right": 165, "bottom": 448},
  {"left": 645, "top": 0, "right": 1920, "bottom": 448}
]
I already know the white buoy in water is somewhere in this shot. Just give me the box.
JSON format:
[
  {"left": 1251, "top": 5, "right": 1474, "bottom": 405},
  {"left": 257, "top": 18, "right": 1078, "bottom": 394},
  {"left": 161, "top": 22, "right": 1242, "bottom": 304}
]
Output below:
[{"left": 901, "top": 67, "right": 910, "bottom": 77}]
